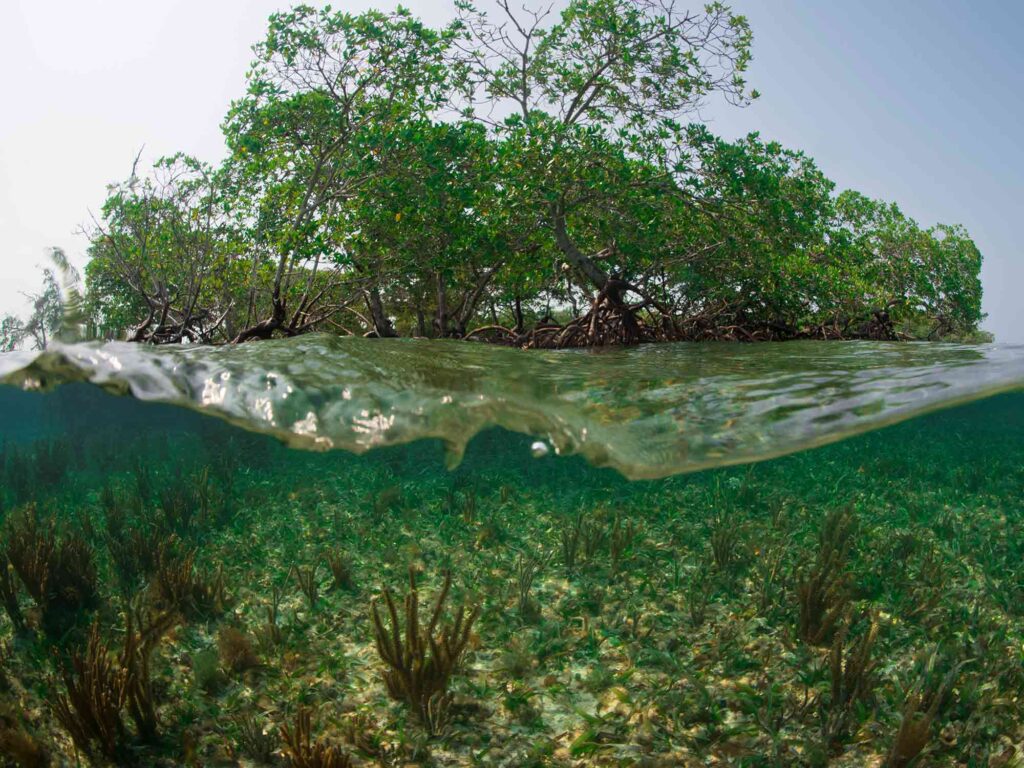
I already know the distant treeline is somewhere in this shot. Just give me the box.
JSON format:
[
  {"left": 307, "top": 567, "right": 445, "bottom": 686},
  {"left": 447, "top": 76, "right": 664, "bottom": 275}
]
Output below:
[{"left": 4, "top": 1, "right": 987, "bottom": 349}]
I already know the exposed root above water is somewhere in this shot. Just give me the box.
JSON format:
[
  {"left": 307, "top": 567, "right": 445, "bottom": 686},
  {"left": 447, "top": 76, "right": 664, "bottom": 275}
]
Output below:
[{"left": 465, "top": 291, "right": 901, "bottom": 349}]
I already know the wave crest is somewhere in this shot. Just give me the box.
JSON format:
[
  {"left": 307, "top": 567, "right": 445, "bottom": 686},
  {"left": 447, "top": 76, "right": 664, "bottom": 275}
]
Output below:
[{"left": 1, "top": 336, "right": 1021, "bottom": 478}]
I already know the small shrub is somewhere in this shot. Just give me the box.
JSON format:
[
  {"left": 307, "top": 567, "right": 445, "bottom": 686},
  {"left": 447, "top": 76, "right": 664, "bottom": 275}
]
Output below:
[
  {"left": 281, "top": 707, "right": 352, "bottom": 768},
  {"left": 4, "top": 507, "right": 98, "bottom": 639},
  {"left": 233, "top": 712, "right": 277, "bottom": 764},
  {"left": 0, "top": 702, "right": 49, "bottom": 768},
  {"left": 293, "top": 564, "right": 321, "bottom": 612},
  {"left": 151, "top": 542, "right": 226, "bottom": 619},
  {"left": 797, "top": 507, "right": 856, "bottom": 645},
  {"left": 370, "top": 567, "right": 479, "bottom": 732},
  {"left": 325, "top": 550, "right": 355, "bottom": 592},
  {"left": 885, "top": 651, "right": 963, "bottom": 768},
  {"left": 218, "top": 626, "right": 260, "bottom": 674}
]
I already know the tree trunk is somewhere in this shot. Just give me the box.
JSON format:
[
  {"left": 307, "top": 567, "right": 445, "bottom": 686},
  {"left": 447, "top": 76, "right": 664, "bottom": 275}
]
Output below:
[
  {"left": 453, "top": 263, "right": 503, "bottom": 336},
  {"left": 552, "top": 205, "right": 609, "bottom": 290},
  {"left": 365, "top": 287, "right": 396, "bottom": 338},
  {"left": 435, "top": 272, "right": 448, "bottom": 337}
]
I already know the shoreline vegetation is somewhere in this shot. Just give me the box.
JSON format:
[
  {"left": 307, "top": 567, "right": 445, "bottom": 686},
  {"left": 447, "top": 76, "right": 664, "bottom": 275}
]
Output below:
[{"left": 1, "top": 0, "right": 990, "bottom": 353}]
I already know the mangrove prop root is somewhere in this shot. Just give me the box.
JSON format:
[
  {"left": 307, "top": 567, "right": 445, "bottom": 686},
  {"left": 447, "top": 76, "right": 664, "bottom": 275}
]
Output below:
[{"left": 465, "top": 292, "right": 900, "bottom": 349}]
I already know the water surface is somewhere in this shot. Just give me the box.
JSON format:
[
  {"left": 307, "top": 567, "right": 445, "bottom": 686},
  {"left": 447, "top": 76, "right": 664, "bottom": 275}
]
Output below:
[{"left": 2, "top": 337, "right": 1021, "bottom": 477}]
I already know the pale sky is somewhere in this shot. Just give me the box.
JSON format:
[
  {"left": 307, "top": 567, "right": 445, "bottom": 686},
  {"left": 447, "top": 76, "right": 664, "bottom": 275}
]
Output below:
[{"left": 1, "top": 0, "right": 1020, "bottom": 341}]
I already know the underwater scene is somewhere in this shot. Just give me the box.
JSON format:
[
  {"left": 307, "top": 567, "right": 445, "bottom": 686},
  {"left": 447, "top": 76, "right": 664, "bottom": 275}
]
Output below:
[{"left": 0, "top": 339, "right": 1022, "bottom": 768}]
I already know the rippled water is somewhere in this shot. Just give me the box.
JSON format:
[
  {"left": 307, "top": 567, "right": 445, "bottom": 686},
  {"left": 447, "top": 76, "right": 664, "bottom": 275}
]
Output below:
[{"left": 1, "top": 337, "right": 1021, "bottom": 477}]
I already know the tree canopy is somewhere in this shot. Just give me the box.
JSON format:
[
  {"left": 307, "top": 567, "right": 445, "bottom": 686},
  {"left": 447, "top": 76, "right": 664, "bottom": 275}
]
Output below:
[{"left": 17, "top": 0, "right": 987, "bottom": 348}]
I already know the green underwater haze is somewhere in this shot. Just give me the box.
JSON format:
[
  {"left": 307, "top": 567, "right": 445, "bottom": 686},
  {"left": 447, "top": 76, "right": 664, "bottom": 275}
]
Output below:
[{"left": 0, "top": 339, "right": 1022, "bottom": 767}]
